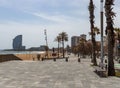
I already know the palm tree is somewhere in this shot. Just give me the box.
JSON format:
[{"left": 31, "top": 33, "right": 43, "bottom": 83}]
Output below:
[
  {"left": 55, "top": 35, "right": 61, "bottom": 58},
  {"left": 94, "top": 27, "right": 100, "bottom": 35},
  {"left": 59, "top": 32, "right": 68, "bottom": 58},
  {"left": 88, "top": 0, "right": 97, "bottom": 66},
  {"left": 105, "top": 0, "right": 115, "bottom": 76}
]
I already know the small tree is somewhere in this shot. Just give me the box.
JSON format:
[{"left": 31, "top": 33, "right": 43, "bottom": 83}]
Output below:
[
  {"left": 87, "top": 41, "right": 93, "bottom": 57},
  {"left": 66, "top": 45, "right": 71, "bottom": 53},
  {"left": 78, "top": 38, "right": 87, "bottom": 58},
  {"left": 72, "top": 46, "right": 79, "bottom": 56}
]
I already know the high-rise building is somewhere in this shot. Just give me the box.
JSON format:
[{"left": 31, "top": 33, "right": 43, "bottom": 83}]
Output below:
[
  {"left": 13, "top": 35, "right": 25, "bottom": 51},
  {"left": 71, "top": 36, "right": 80, "bottom": 47},
  {"left": 71, "top": 34, "right": 87, "bottom": 48}
]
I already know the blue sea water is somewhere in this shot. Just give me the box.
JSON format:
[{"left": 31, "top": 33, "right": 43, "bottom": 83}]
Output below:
[{"left": 0, "top": 51, "right": 45, "bottom": 55}]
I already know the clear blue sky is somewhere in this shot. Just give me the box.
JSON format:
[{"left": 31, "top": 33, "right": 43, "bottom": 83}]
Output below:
[{"left": 0, "top": 0, "right": 120, "bottom": 49}]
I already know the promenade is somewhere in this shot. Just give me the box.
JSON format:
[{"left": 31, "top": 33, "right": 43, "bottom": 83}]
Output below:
[{"left": 0, "top": 55, "right": 120, "bottom": 88}]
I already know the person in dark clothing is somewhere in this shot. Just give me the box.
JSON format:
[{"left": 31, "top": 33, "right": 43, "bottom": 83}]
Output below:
[{"left": 37, "top": 54, "right": 41, "bottom": 61}]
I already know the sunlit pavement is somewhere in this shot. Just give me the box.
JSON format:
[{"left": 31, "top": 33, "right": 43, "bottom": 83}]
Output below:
[{"left": 0, "top": 56, "right": 120, "bottom": 88}]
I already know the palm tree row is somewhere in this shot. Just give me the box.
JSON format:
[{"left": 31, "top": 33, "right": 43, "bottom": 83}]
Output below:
[
  {"left": 55, "top": 32, "right": 68, "bottom": 58},
  {"left": 88, "top": 0, "right": 116, "bottom": 76}
]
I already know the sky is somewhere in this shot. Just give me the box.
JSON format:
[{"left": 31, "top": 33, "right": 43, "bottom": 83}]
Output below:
[{"left": 0, "top": 0, "right": 120, "bottom": 49}]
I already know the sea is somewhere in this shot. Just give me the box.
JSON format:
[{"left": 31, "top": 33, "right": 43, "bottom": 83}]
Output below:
[{"left": 0, "top": 51, "right": 45, "bottom": 55}]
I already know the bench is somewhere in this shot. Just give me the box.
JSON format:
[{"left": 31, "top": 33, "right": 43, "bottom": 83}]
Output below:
[{"left": 94, "top": 62, "right": 108, "bottom": 77}]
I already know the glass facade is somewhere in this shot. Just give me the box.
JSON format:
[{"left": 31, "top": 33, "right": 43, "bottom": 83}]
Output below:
[{"left": 13, "top": 35, "right": 25, "bottom": 51}]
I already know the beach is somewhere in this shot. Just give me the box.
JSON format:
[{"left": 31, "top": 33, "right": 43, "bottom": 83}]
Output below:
[{"left": 0, "top": 51, "right": 61, "bottom": 62}]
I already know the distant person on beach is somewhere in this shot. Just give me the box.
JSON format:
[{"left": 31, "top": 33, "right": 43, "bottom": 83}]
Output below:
[
  {"left": 37, "top": 54, "right": 41, "bottom": 61},
  {"left": 33, "top": 57, "right": 35, "bottom": 61}
]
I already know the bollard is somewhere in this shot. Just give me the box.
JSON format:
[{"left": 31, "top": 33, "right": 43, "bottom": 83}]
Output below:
[
  {"left": 78, "top": 58, "right": 80, "bottom": 62},
  {"left": 65, "top": 57, "right": 68, "bottom": 62},
  {"left": 41, "top": 58, "right": 44, "bottom": 61},
  {"left": 53, "top": 58, "right": 56, "bottom": 61}
]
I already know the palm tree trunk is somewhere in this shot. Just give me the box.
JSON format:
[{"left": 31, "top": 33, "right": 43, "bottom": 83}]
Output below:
[
  {"left": 88, "top": 0, "right": 97, "bottom": 65},
  {"left": 105, "top": 0, "right": 115, "bottom": 76},
  {"left": 93, "top": 36, "right": 97, "bottom": 65},
  {"left": 62, "top": 40, "right": 65, "bottom": 58},
  {"left": 91, "top": 25, "right": 97, "bottom": 66},
  {"left": 58, "top": 41, "right": 60, "bottom": 58},
  {"left": 107, "top": 30, "right": 115, "bottom": 76}
]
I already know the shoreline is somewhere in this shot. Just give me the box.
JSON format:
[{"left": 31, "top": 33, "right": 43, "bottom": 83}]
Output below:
[{"left": 0, "top": 51, "right": 62, "bottom": 62}]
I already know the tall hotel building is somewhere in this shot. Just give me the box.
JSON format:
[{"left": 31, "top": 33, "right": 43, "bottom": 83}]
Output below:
[
  {"left": 13, "top": 35, "right": 25, "bottom": 51},
  {"left": 71, "top": 34, "right": 86, "bottom": 48},
  {"left": 71, "top": 36, "right": 80, "bottom": 47}
]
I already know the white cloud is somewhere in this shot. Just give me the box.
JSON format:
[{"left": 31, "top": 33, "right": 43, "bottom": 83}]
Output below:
[{"left": 32, "top": 12, "right": 68, "bottom": 23}]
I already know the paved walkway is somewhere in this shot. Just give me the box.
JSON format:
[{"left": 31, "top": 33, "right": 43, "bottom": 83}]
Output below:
[{"left": 0, "top": 56, "right": 120, "bottom": 88}]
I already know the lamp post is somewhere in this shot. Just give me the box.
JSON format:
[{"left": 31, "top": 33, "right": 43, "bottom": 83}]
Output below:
[
  {"left": 100, "top": 0, "right": 104, "bottom": 63},
  {"left": 44, "top": 29, "right": 48, "bottom": 58}
]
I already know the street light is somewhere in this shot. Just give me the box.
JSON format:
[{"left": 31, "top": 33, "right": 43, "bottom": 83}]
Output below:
[
  {"left": 100, "top": 0, "right": 104, "bottom": 63},
  {"left": 44, "top": 29, "right": 48, "bottom": 58}
]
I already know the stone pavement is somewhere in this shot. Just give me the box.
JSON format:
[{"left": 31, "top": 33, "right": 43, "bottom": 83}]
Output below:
[{"left": 0, "top": 56, "right": 120, "bottom": 88}]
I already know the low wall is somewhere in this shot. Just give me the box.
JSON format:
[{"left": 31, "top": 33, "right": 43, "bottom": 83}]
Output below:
[
  {"left": 0, "top": 52, "right": 61, "bottom": 62},
  {"left": 0, "top": 54, "right": 22, "bottom": 62}
]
